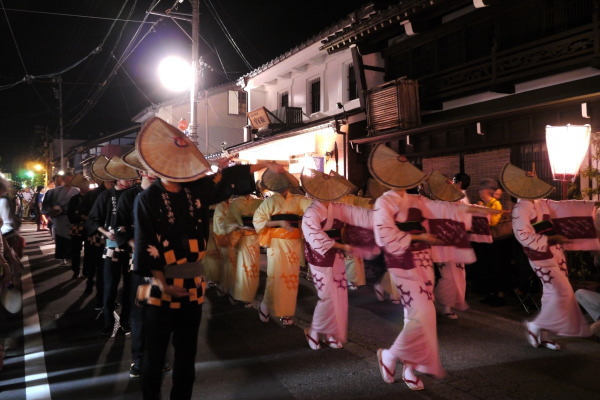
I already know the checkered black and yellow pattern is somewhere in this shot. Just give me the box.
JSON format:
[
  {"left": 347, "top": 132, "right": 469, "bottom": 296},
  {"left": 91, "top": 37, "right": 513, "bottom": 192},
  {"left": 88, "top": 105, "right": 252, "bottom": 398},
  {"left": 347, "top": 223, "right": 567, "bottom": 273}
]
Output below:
[{"left": 147, "top": 276, "right": 207, "bottom": 309}]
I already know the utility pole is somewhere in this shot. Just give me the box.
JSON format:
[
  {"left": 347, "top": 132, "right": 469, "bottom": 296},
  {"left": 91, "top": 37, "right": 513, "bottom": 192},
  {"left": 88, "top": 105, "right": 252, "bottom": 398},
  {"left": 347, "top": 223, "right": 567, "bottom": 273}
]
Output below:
[
  {"left": 189, "top": 0, "right": 200, "bottom": 147},
  {"left": 54, "top": 76, "right": 65, "bottom": 172}
]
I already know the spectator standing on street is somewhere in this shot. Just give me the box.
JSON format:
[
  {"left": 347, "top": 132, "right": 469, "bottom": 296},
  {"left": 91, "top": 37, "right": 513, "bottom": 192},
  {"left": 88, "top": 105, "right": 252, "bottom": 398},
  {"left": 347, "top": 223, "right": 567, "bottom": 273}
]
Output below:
[
  {"left": 42, "top": 174, "right": 64, "bottom": 240},
  {"left": 45, "top": 173, "right": 79, "bottom": 267},
  {"left": 500, "top": 163, "right": 599, "bottom": 350},
  {"left": 21, "top": 187, "right": 33, "bottom": 220},
  {"left": 133, "top": 117, "right": 285, "bottom": 400},
  {"left": 67, "top": 173, "right": 91, "bottom": 280},
  {"left": 575, "top": 288, "right": 600, "bottom": 337},
  {"left": 34, "top": 185, "right": 46, "bottom": 231}
]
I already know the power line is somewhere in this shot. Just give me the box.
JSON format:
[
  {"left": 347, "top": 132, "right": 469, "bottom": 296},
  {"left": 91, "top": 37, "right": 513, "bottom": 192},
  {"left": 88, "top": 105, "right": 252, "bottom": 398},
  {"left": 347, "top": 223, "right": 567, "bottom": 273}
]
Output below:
[{"left": 0, "top": 7, "right": 156, "bottom": 24}]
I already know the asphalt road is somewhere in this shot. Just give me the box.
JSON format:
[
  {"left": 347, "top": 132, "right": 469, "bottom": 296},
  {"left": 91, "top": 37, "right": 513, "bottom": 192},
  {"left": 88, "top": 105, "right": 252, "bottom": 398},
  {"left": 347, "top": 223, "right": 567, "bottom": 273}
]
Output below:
[{"left": 1, "top": 221, "right": 599, "bottom": 400}]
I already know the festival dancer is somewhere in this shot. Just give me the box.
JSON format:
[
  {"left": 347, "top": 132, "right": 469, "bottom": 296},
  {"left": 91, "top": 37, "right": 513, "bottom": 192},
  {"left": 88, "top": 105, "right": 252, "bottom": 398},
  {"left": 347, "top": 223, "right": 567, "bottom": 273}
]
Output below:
[
  {"left": 213, "top": 198, "right": 236, "bottom": 301},
  {"left": 430, "top": 170, "right": 473, "bottom": 319},
  {"left": 132, "top": 117, "right": 286, "bottom": 400},
  {"left": 369, "top": 144, "right": 498, "bottom": 391},
  {"left": 499, "top": 163, "right": 599, "bottom": 350},
  {"left": 301, "top": 169, "right": 372, "bottom": 349},
  {"left": 225, "top": 193, "right": 263, "bottom": 307},
  {"left": 253, "top": 168, "right": 311, "bottom": 326}
]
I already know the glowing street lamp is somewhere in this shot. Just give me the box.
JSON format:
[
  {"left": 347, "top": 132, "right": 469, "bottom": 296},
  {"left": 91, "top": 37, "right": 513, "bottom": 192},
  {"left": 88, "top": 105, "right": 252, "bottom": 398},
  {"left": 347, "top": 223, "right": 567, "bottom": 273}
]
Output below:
[
  {"left": 157, "top": 56, "right": 192, "bottom": 92},
  {"left": 545, "top": 124, "right": 591, "bottom": 182}
]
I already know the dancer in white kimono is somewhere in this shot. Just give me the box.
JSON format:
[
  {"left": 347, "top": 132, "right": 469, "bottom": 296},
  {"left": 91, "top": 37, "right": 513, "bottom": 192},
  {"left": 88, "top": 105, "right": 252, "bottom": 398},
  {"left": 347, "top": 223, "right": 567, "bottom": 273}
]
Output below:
[
  {"left": 225, "top": 193, "right": 263, "bottom": 306},
  {"left": 301, "top": 169, "right": 372, "bottom": 349},
  {"left": 369, "top": 144, "right": 498, "bottom": 391},
  {"left": 499, "top": 163, "right": 599, "bottom": 350},
  {"left": 253, "top": 169, "right": 311, "bottom": 326},
  {"left": 431, "top": 171, "right": 473, "bottom": 319}
]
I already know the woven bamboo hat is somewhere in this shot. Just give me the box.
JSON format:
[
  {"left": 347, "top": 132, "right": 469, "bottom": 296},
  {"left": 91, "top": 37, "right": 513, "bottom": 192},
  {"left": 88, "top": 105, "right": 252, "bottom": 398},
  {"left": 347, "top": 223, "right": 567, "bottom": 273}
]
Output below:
[
  {"left": 70, "top": 173, "right": 90, "bottom": 189},
  {"left": 368, "top": 143, "right": 429, "bottom": 189},
  {"left": 427, "top": 170, "right": 465, "bottom": 202},
  {"left": 122, "top": 147, "right": 146, "bottom": 171},
  {"left": 104, "top": 156, "right": 139, "bottom": 180},
  {"left": 136, "top": 117, "right": 211, "bottom": 182},
  {"left": 90, "top": 156, "right": 114, "bottom": 182},
  {"left": 1, "top": 286, "right": 22, "bottom": 314},
  {"left": 328, "top": 170, "right": 358, "bottom": 193},
  {"left": 499, "top": 163, "right": 555, "bottom": 200},
  {"left": 300, "top": 168, "right": 352, "bottom": 201},
  {"left": 366, "top": 177, "right": 388, "bottom": 200},
  {"left": 261, "top": 168, "right": 298, "bottom": 192}
]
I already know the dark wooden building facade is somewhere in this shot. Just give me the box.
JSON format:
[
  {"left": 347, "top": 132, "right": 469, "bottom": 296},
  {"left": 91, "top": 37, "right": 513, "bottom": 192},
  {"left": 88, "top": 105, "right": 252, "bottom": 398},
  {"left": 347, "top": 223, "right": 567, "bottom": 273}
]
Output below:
[{"left": 321, "top": 0, "right": 600, "bottom": 202}]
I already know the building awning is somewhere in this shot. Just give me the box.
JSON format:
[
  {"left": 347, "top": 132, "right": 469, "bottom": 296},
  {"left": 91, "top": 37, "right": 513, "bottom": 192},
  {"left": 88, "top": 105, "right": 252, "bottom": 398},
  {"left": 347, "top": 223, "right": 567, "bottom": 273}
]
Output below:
[{"left": 226, "top": 121, "right": 338, "bottom": 162}]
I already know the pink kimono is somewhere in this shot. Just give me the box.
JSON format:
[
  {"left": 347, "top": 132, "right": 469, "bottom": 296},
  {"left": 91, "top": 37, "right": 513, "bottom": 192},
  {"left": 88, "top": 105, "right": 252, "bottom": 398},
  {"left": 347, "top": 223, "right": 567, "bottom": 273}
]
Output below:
[
  {"left": 512, "top": 199, "right": 599, "bottom": 338},
  {"left": 302, "top": 201, "right": 372, "bottom": 343},
  {"left": 373, "top": 190, "right": 477, "bottom": 378}
]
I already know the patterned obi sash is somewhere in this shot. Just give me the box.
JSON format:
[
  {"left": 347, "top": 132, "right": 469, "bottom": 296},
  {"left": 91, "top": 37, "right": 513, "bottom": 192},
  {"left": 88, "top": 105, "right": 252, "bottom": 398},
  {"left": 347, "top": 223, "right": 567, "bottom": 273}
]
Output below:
[
  {"left": 304, "top": 228, "right": 344, "bottom": 268},
  {"left": 271, "top": 213, "right": 300, "bottom": 228},
  {"left": 522, "top": 215, "right": 555, "bottom": 261},
  {"left": 259, "top": 214, "right": 302, "bottom": 246},
  {"left": 384, "top": 219, "right": 430, "bottom": 270},
  {"left": 533, "top": 219, "right": 556, "bottom": 236},
  {"left": 241, "top": 215, "right": 254, "bottom": 228},
  {"left": 325, "top": 228, "right": 342, "bottom": 241}
]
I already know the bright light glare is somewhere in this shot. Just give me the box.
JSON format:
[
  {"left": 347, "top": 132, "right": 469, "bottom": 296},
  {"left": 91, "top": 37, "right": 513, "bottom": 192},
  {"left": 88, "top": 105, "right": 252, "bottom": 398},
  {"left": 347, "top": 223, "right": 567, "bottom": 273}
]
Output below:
[{"left": 158, "top": 56, "right": 192, "bottom": 92}]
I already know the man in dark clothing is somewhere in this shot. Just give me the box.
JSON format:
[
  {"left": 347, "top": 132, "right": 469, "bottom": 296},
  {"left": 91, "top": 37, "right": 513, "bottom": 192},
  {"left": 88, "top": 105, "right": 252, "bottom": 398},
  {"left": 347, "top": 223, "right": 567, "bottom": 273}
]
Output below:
[
  {"left": 67, "top": 173, "right": 91, "bottom": 280},
  {"left": 114, "top": 148, "right": 157, "bottom": 379},
  {"left": 133, "top": 117, "right": 285, "bottom": 400},
  {"left": 87, "top": 156, "right": 137, "bottom": 336},
  {"left": 81, "top": 156, "right": 115, "bottom": 304}
]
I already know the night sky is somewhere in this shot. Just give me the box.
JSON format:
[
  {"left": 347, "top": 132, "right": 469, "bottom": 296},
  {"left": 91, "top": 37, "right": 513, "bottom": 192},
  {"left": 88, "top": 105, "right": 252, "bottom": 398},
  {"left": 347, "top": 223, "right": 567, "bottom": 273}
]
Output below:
[{"left": 0, "top": 0, "right": 371, "bottom": 175}]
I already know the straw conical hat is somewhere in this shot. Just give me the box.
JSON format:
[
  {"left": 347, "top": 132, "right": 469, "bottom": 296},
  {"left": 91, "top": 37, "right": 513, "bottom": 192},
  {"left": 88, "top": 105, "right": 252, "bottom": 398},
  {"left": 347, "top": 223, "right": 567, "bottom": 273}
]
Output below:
[
  {"left": 261, "top": 168, "right": 298, "bottom": 192},
  {"left": 328, "top": 170, "right": 357, "bottom": 193},
  {"left": 368, "top": 143, "right": 429, "bottom": 189},
  {"left": 427, "top": 170, "right": 465, "bottom": 202},
  {"left": 136, "top": 117, "right": 210, "bottom": 182},
  {"left": 499, "top": 163, "right": 555, "bottom": 200},
  {"left": 104, "top": 156, "right": 139, "bottom": 180},
  {"left": 366, "top": 177, "right": 388, "bottom": 200},
  {"left": 90, "top": 156, "right": 114, "bottom": 182},
  {"left": 70, "top": 173, "right": 90, "bottom": 189},
  {"left": 1, "top": 286, "right": 22, "bottom": 314},
  {"left": 300, "top": 169, "right": 352, "bottom": 201},
  {"left": 122, "top": 147, "right": 146, "bottom": 171}
]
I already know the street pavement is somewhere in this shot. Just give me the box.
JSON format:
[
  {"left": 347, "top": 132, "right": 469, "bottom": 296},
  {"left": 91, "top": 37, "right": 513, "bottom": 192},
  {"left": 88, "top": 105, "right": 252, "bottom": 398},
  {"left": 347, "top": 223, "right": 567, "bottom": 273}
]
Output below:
[{"left": 1, "top": 221, "right": 599, "bottom": 400}]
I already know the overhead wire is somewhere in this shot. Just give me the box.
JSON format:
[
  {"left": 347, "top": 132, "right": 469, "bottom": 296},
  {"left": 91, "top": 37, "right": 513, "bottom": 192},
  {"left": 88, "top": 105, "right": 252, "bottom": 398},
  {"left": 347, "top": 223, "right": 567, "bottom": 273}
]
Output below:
[
  {"left": 204, "top": 0, "right": 254, "bottom": 71},
  {"left": 64, "top": 0, "right": 162, "bottom": 133}
]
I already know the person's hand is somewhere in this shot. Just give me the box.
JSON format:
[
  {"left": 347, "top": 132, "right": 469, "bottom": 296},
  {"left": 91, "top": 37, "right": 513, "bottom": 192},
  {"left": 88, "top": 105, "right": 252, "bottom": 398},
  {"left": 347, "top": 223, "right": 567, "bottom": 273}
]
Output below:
[
  {"left": 280, "top": 220, "right": 294, "bottom": 231},
  {"left": 413, "top": 233, "right": 444, "bottom": 245},
  {"left": 341, "top": 244, "right": 353, "bottom": 256},
  {"left": 104, "top": 231, "right": 116, "bottom": 241},
  {"left": 163, "top": 284, "right": 190, "bottom": 298}
]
